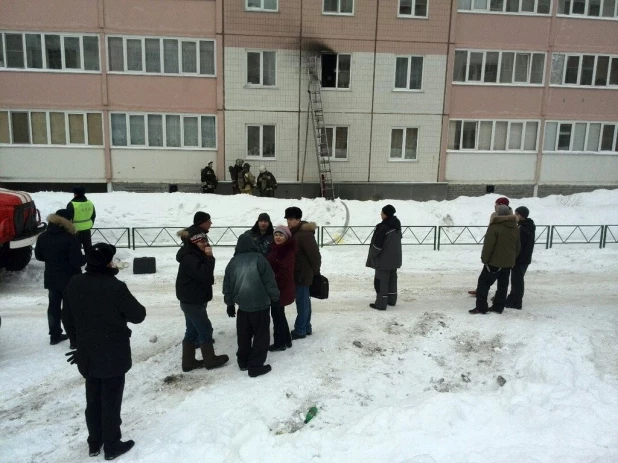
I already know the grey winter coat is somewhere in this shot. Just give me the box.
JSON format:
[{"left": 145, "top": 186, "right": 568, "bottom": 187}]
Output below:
[
  {"left": 366, "top": 216, "right": 403, "bottom": 271},
  {"left": 223, "top": 233, "right": 280, "bottom": 312}
]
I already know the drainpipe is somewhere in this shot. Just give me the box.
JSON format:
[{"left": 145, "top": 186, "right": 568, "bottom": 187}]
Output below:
[
  {"left": 366, "top": 0, "right": 380, "bottom": 182},
  {"left": 99, "top": 0, "right": 113, "bottom": 191}
]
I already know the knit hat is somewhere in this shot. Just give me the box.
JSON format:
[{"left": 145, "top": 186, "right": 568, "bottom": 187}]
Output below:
[
  {"left": 515, "top": 206, "right": 529, "bottom": 218},
  {"left": 258, "top": 212, "right": 271, "bottom": 222},
  {"left": 382, "top": 204, "right": 396, "bottom": 217},
  {"left": 259, "top": 165, "right": 266, "bottom": 173},
  {"left": 73, "top": 186, "right": 86, "bottom": 196},
  {"left": 187, "top": 225, "right": 207, "bottom": 243},
  {"left": 86, "top": 243, "right": 116, "bottom": 268},
  {"left": 495, "top": 197, "right": 510, "bottom": 206},
  {"left": 284, "top": 207, "right": 302, "bottom": 219},
  {"left": 208, "top": 161, "right": 213, "bottom": 166},
  {"left": 55, "top": 208, "right": 72, "bottom": 221},
  {"left": 273, "top": 225, "right": 292, "bottom": 240},
  {"left": 193, "top": 211, "right": 211, "bottom": 226},
  {"left": 496, "top": 205, "right": 510, "bottom": 216}
]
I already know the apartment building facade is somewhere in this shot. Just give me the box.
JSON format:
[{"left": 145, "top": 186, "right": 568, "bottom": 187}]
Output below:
[{"left": 1, "top": 0, "right": 617, "bottom": 199}]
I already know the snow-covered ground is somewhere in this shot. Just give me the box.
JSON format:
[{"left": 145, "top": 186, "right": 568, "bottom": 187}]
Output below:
[{"left": 1, "top": 190, "right": 617, "bottom": 463}]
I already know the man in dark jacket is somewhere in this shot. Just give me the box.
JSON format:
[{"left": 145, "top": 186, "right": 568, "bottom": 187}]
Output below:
[
  {"left": 470, "top": 205, "right": 521, "bottom": 315},
  {"left": 245, "top": 212, "right": 274, "bottom": 256},
  {"left": 285, "top": 207, "right": 321, "bottom": 339},
  {"left": 62, "top": 243, "right": 145, "bottom": 460},
  {"left": 34, "top": 209, "right": 84, "bottom": 345},
  {"left": 505, "top": 206, "right": 535, "bottom": 310},
  {"left": 66, "top": 186, "right": 96, "bottom": 253},
  {"left": 201, "top": 161, "right": 218, "bottom": 193},
  {"left": 257, "top": 166, "right": 278, "bottom": 197},
  {"left": 223, "top": 233, "right": 280, "bottom": 377},
  {"left": 366, "top": 205, "right": 402, "bottom": 311},
  {"left": 229, "top": 159, "right": 244, "bottom": 195}
]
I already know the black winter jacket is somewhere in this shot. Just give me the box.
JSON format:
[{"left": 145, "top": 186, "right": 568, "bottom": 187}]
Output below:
[
  {"left": 34, "top": 214, "right": 85, "bottom": 291},
  {"left": 245, "top": 222, "right": 274, "bottom": 256},
  {"left": 516, "top": 218, "right": 536, "bottom": 266},
  {"left": 62, "top": 266, "right": 146, "bottom": 378},
  {"left": 175, "top": 232, "right": 215, "bottom": 304},
  {"left": 366, "top": 216, "right": 403, "bottom": 271}
]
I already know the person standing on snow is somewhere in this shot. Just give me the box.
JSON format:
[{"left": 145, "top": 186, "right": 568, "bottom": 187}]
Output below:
[
  {"left": 62, "top": 243, "right": 145, "bottom": 460},
  {"left": 504, "top": 206, "right": 535, "bottom": 310},
  {"left": 245, "top": 212, "right": 274, "bottom": 256},
  {"left": 34, "top": 208, "right": 85, "bottom": 346},
  {"left": 201, "top": 161, "right": 218, "bottom": 194},
  {"left": 257, "top": 166, "right": 278, "bottom": 197},
  {"left": 67, "top": 186, "right": 96, "bottom": 253},
  {"left": 229, "top": 159, "right": 244, "bottom": 195},
  {"left": 223, "top": 233, "right": 280, "bottom": 378},
  {"left": 366, "top": 204, "right": 402, "bottom": 311},
  {"left": 285, "top": 207, "right": 321, "bottom": 339},
  {"left": 239, "top": 163, "right": 256, "bottom": 195},
  {"left": 266, "top": 225, "right": 296, "bottom": 351}
]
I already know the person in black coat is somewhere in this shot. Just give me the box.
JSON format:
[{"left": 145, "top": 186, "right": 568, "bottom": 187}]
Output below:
[
  {"left": 34, "top": 209, "right": 85, "bottom": 345},
  {"left": 505, "top": 206, "right": 536, "bottom": 309},
  {"left": 62, "top": 243, "right": 146, "bottom": 460}
]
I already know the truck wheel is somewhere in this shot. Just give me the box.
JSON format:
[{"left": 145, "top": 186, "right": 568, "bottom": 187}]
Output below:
[{"left": 1, "top": 246, "right": 33, "bottom": 271}]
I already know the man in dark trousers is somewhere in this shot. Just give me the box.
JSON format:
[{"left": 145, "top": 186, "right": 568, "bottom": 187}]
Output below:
[
  {"left": 470, "top": 205, "right": 521, "bottom": 314},
  {"left": 285, "top": 207, "right": 321, "bottom": 339},
  {"left": 67, "top": 186, "right": 96, "bottom": 253},
  {"left": 505, "top": 206, "right": 535, "bottom": 309},
  {"left": 228, "top": 159, "right": 244, "bottom": 195},
  {"left": 201, "top": 161, "right": 218, "bottom": 193},
  {"left": 257, "top": 166, "right": 278, "bottom": 197},
  {"left": 34, "top": 208, "right": 84, "bottom": 345},
  {"left": 62, "top": 243, "right": 146, "bottom": 460},
  {"left": 366, "top": 205, "right": 402, "bottom": 311},
  {"left": 245, "top": 212, "right": 274, "bottom": 256}
]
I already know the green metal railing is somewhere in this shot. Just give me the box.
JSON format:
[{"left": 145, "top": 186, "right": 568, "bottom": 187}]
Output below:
[
  {"left": 91, "top": 228, "right": 130, "bottom": 248},
  {"left": 131, "top": 226, "right": 250, "bottom": 249},
  {"left": 603, "top": 225, "right": 618, "bottom": 248},
  {"left": 549, "top": 225, "right": 605, "bottom": 249},
  {"left": 321, "top": 226, "right": 437, "bottom": 249}
]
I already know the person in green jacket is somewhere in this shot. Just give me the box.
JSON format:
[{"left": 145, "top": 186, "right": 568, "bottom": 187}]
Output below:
[
  {"left": 67, "top": 186, "right": 96, "bottom": 253},
  {"left": 223, "top": 233, "right": 280, "bottom": 378}
]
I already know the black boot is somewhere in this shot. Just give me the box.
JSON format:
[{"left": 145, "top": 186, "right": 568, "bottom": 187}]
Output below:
[
  {"left": 88, "top": 442, "right": 102, "bottom": 457},
  {"left": 50, "top": 333, "right": 69, "bottom": 345},
  {"left": 248, "top": 365, "right": 272, "bottom": 378},
  {"left": 269, "top": 344, "right": 286, "bottom": 352},
  {"left": 104, "top": 440, "right": 135, "bottom": 460}
]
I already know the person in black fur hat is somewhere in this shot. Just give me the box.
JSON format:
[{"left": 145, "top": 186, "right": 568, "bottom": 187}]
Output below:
[{"left": 62, "top": 242, "right": 146, "bottom": 460}]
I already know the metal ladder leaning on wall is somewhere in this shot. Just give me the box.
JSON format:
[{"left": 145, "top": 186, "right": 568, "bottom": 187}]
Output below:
[{"left": 307, "top": 55, "right": 336, "bottom": 200}]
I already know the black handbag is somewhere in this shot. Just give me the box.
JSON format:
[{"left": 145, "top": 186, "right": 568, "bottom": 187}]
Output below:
[{"left": 310, "top": 274, "right": 329, "bottom": 299}]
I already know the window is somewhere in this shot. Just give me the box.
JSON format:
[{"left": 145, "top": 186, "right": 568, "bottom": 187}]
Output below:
[
  {"left": 247, "top": 51, "right": 276, "bottom": 86},
  {"left": 544, "top": 121, "right": 618, "bottom": 152},
  {"left": 0, "top": 110, "right": 103, "bottom": 146},
  {"left": 246, "top": 0, "right": 278, "bottom": 11},
  {"left": 448, "top": 120, "right": 539, "bottom": 151},
  {"left": 458, "top": 0, "right": 551, "bottom": 13},
  {"left": 551, "top": 53, "right": 618, "bottom": 87},
  {"left": 395, "top": 56, "right": 424, "bottom": 90},
  {"left": 106, "top": 36, "right": 215, "bottom": 76},
  {"left": 454, "top": 50, "right": 546, "bottom": 85},
  {"left": 324, "top": 126, "right": 349, "bottom": 159},
  {"left": 558, "top": 0, "right": 618, "bottom": 17},
  {"left": 321, "top": 53, "right": 351, "bottom": 89},
  {"left": 399, "top": 0, "right": 429, "bottom": 17},
  {"left": 390, "top": 128, "right": 418, "bottom": 160},
  {"left": 247, "top": 125, "right": 276, "bottom": 158},
  {"left": 0, "top": 32, "right": 99, "bottom": 71},
  {"left": 110, "top": 112, "right": 216, "bottom": 149},
  {"left": 323, "top": 0, "right": 354, "bottom": 14}
]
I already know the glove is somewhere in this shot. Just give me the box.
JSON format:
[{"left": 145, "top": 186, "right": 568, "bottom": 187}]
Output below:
[
  {"left": 65, "top": 350, "right": 77, "bottom": 365},
  {"left": 227, "top": 305, "right": 236, "bottom": 318},
  {"left": 271, "top": 300, "right": 280, "bottom": 311}
]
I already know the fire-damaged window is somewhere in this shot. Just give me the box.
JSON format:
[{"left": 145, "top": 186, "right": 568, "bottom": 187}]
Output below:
[
  {"left": 321, "top": 53, "right": 351, "bottom": 89},
  {"left": 323, "top": 0, "right": 354, "bottom": 14}
]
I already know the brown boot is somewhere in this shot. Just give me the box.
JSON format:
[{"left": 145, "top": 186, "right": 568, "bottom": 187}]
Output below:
[
  {"left": 182, "top": 341, "right": 204, "bottom": 372},
  {"left": 200, "top": 343, "right": 229, "bottom": 370}
]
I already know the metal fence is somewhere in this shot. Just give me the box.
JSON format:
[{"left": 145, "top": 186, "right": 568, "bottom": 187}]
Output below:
[
  {"left": 131, "top": 226, "right": 251, "bottom": 249},
  {"left": 91, "top": 228, "right": 130, "bottom": 248},
  {"left": 435, "top": 225, "right": 551, "bottom": 250},
  {"left": 321, "top": 226, "right": 437, "bottom": 248},
  {"left": 603, "top": 225, "right": 618, "bottom": 247},
  {"left": 549, "top": 225, "right": 605, "bottom": 249}
]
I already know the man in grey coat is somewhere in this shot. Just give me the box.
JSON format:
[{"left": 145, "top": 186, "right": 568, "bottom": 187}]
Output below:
[{"left": 366, "top": 205, "right": 402, "bottom": 310}]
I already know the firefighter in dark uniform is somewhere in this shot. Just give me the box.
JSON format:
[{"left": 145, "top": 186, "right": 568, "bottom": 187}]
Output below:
[
  {"left": 257, "top": 166, "right": 278, "bottom": 197},
  {"left": 201, "top": 161, "right": 218, "bottom": 193}
]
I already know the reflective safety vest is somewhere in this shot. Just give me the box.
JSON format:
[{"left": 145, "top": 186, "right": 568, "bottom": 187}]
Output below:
[{"left": 71, "top": 200, "right": 95, "bottom": 231}]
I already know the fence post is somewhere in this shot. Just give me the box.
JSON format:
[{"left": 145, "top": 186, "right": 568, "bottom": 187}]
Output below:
[
  {"left": 132, "top": 228, "right": 135, "bottom": 250},
  {"left": 437, "top": 226, "right": 441, "bottom": 251},
  {"left": 549, "top": 225, "right": 554, "bottom": 249},
  {"left": 600, "top": 225, "right": 606, "bottom": 249},
  {"left": 432, "top": 226, "right": 437, "bottom": 250},
  {"left": 127, "top": 228, "right": 131, "bottom": 249}
]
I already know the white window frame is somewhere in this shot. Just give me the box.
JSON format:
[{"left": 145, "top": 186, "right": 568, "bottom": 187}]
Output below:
[
  {"left": 322, "top": 0, "right": 355, "bottom": 15},
  {"left": 105, "top": 35, "right": 216, "bottom": 77},
  {"left": 109, "top": 112, "right": 217, "bottom": 150},
  {"left": 324, "top": 126, "right": 349, "bottom": 161},
  {"left": 543, "top": 120, "right": 618, "bottom": 154},
  {"left": 457, "top": 0, "right": 553, "bottom": 15},
  {"left": 0, "top": 31, "right": 100, "bottom": 73},
  {"left": 246, "top": 124, "right": 277, "bottom": 159},
  {"left": 0, "top": 109, "right": 103, "bottom": 147},
  {"left": 321, "top": 53, "right": 352, "bottom": 90},
  {"left": 550, "top": 53, "right": 618, "bottom": 88},
  {"left": 246, "top": 50, "right": 277, "bottom": 87},
  {"left": 447, "top": 119, "right": 541, "bottom": 152},
  {"left": 245, "top": 0, "right": 279, "bottom": 12},
  {"left": 389, "top": 127, "right": 420, "bottom": 161},
  {"left": 557, "top": 0, "right": 618, "bottom": 19},
  {"left": 398, "top": 0, "right": 430, "bottom": 18},
  {"left": 453, "top": 49, "right": 546, "bottom": 86},
  {"left": 394, "top": 55, "right": 424, "bottom": 91}
]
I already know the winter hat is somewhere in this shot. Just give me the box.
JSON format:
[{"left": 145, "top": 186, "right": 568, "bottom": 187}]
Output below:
[
  {"left": 382, "top": 204, "right": 396, "bottom": 217},
  {"left": 243, "top": 163, "right": 251, "bottom": 169},
  {"left": 208, "top": 161, "right": 213, "bottom": 166},
  {"left": 496, "top": 205, "right": 510, "bottom": 216},
  {"left": 193, "top": 211, "right": 211, "bottom": 226},
  {"left": 495, "top": 197, "right": 510, "bottom": 206},
  {"left": 273, "top": 225, "right": 292, "bottom": 240},
  {"left": 515, "top": 206, "right": 529, "bottom": 218},
  {"left": 187, "top": 225, "right": 207, "bottom": 243},
  {"left": 284, "top": 207, "right": 302, "bottom": 220},
  {"left": 55, "top": 208, "right": 72, "bottom": 221},
  {"left": 86, "top": 243, "right": 116, "bottom": 268},
  {"left": 259, "top": 165, "right": 266, "bottom": 173},
  {"left": 73, "top": 185, "right": 86, "bottom": 196},
  {"left": 258, "top": 212, "right": 271, "bottom": 222}
]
